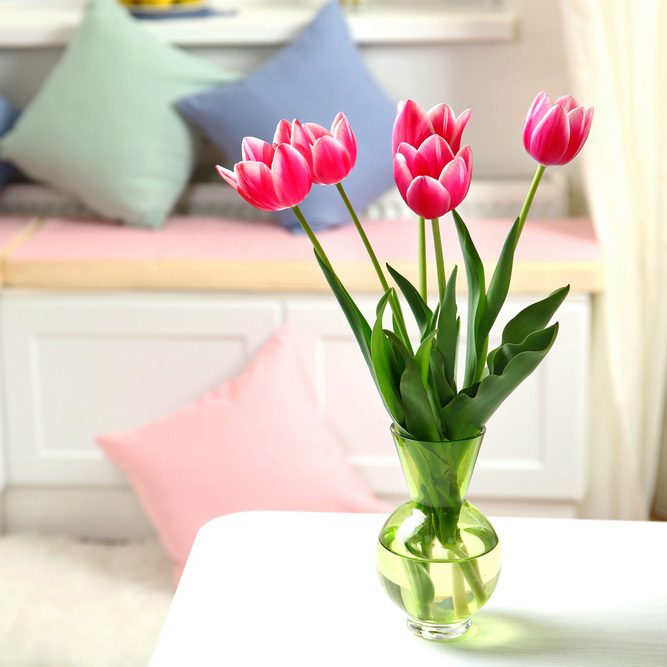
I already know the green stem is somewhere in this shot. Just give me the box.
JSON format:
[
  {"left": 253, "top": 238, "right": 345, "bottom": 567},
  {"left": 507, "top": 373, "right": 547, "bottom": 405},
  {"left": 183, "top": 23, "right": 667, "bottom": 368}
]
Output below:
[
  {"left": 335, "top": 183, "right": 412, "bottom": 350},
  {"left": 292, "top": 205, "right": 334, "bottom": 271},
  {"left": 517, "top": 164, "right": 546, "bottom": 237},
  {"left": 430, "top": 218, "right": 446, "bottom": 302},
  {"left": 418, "top": 217, "right": 427, "bottom": 301},
  {"left": 451, "top": 558, "right": 471, "bottom": 618}
]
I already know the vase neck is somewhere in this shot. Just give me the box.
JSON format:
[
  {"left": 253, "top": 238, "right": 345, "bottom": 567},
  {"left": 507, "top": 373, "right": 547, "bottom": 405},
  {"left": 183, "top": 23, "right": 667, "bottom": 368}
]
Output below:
[{"left": 392, "top": 428, "right": 483, "bottom": 510}]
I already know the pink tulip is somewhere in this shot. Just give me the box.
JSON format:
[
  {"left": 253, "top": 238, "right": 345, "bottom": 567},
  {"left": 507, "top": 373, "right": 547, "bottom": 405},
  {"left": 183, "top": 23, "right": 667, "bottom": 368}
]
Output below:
[
  {"left": 285, "top": 112, "right": 357, "bottom": 185},
  {"left": 392, "top": 99, "right": 471, "bottom": 155},
  {"left": 523, "top": 91, "right": 594, "bottom": 166},
  {"left": 216, "top": 136, "right": 312, "bottom": 211},
  {"left": 272, "top": 118, "right": 314, "bottom": 170},
  {"left": 394, "top": 136, "right": 473, "bottom": 219}
]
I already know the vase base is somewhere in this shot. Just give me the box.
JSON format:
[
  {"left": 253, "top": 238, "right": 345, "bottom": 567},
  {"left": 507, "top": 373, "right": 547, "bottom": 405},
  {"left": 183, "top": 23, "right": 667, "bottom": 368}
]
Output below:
[{"left": 406, "top": 616, "right": 472, "bottom": 641}]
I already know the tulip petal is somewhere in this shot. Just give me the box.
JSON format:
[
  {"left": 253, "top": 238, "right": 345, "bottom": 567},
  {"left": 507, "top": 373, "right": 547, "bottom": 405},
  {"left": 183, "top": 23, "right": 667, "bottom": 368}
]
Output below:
[
  {"left": 235, "top": 161, "right": 282, "bottom": 211},
  {"left": 396, "top": 142, "right": 429, "bottom": 177},
  {"left": 303, "top": 122, "right": 330, "bottom": 143},
  {"left": 273, "top": 119, "right": 292, "bottom": 146},
  {"left": 392, "top": 99, "right": 433, "bottom": 154},
  {"left": 457, "top": 145, "right": 473, "bottom": 173},
  {"left": 241, "top": 137, "right": 274, "bottom": 166},
  {"left": 417, "top": 134, "right": 456, "bottom": 178},
  {"left": 215, "top": 165, "right": 239, "bottom": 190},
  {"left": 449, "top": 108, "right": 472, "bottom": 154},
  {"left": 523, "top": 91, "right": 552, "bottom": 153},
  {"left": 529, "top": 104, "right": 570, "bottom": 165},
  {"left": 311, "top": 135, "right": 352, "bottom": 185},
  {"left": 271, "top": 143, "right": 312, "bottom": 207},
  {"left": 406, "top": 175, "right": 452, "bottom": 219},
  {"left": 439, "top": 155, "right": 471, "bottom": 209},
  {"left": 331, "top": 112, "right": 357, "bottom": 167},
  {"left": 555, "top": 95, "right": 578, "bottom": 112},
  {"left": 427, "top": 104, "right": 471, "bottom": 153},
  {"left": 427, "top": 103, "right": 453, "bottom": 138},
  {"left": 289, "top": 119, "right": 313, "bottom": 169},
  {"left": 559, "top": 106, "right": 594, "bottom": 164},
  {"left": 393, "top": 153, "right": 413, "bottom": 200}
]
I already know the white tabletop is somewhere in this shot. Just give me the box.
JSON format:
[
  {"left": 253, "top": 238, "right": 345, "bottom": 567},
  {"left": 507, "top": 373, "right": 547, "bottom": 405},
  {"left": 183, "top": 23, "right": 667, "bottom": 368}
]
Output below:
[{"left": 150, "top": 512, "right": 667, "bottom": 667}]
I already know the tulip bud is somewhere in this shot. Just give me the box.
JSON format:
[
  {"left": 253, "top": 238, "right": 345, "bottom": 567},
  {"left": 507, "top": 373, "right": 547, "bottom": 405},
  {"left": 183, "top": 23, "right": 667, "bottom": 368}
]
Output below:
[{"left": 523, "top": 91, "right": 593, "bottom": 166}]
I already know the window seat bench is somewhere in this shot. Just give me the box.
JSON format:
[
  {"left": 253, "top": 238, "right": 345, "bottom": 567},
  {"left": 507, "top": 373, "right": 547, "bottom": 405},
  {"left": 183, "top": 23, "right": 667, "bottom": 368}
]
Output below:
[
  {"left": 0, "top": 215, "right": 600, "bottom": 293},
  {"left": 0, "top": 213, "right": 600, "bottom": 537}
]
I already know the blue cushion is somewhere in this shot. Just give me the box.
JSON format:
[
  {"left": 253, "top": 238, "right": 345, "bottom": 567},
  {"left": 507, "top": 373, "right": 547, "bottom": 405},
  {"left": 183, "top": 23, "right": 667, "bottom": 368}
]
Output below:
[
  {"left": 0, "top": 97, "right": 19, "bottom": 187},
  {"left": 177, "top": 1, "right": 395, "bottom": 231}
]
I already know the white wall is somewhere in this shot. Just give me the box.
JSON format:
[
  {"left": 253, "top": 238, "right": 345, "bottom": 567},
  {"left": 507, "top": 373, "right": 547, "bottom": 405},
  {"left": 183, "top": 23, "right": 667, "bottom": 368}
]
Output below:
[{"left": 0, "top": 1, "right": 577, "bottom": 189}]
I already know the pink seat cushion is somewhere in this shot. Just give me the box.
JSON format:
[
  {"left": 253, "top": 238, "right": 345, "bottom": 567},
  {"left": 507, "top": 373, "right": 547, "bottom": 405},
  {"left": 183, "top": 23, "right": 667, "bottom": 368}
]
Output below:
[
  {"left": 0, "top": 217, "right": 36, "bottom": 247},
  {"left": 97, "top": 326, "right": 387, "bottom": 583},
  {"left": 8, "top": 215, "right": 599, "bottom": 263}
]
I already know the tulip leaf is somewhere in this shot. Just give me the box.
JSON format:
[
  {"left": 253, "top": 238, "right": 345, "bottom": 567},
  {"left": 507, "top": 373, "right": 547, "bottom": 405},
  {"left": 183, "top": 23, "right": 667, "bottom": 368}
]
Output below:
[
  {"left": 386, "top": 263, "right": 433, "bottom": 336},
  {"left": 314, "top": 250, "right": 372, "bottom": 370},
  {"left": 429, "top": 347, "right": 455, "bottom": 407},
  {"left": 452, "top": 210, "right": 486, "bottom": 388},
  {"left": 490, "top": 323, "right": 560, "bottom": 376},
  {"left": 487, "top": 286, "right": 569, "bottom": 372},
  {"left": 443, "top": 323, "right": 559, "bottom": 439},
  {"left": 436, "top": 264, "right": 459, "bottom": 392},
  {"left": 479, "top": 216, "right": 521, "bottom": 341},
  {"left": 501, "top": 285, "right": 570, "bottom": 346},
  {"left": 371, "top": 290, "right": 405, "bottom": 425},
  {"left": 385, "top": 330, "right": 441, "bottom": 442},
  {"left": 415, "top": 330, "right": 438, "bottom": 389}
]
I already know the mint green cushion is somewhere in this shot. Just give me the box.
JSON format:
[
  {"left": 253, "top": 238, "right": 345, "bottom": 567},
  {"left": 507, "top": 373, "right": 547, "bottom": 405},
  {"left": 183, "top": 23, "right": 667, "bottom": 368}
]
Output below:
[{"left": 0, "top": 0, "right": 233, "bottom": 228}]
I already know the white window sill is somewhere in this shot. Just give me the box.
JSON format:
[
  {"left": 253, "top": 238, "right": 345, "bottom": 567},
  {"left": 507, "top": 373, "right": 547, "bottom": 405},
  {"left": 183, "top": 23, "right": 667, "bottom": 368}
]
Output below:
[{"left": 0, "top": 1, "right": 516, "bottom": 48}]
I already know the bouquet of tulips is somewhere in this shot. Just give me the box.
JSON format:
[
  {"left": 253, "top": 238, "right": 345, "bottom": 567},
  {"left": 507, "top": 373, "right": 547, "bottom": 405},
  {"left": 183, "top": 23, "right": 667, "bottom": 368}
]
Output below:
[{"left": 217, "top": 92, "right": 593, "bottom": 443}]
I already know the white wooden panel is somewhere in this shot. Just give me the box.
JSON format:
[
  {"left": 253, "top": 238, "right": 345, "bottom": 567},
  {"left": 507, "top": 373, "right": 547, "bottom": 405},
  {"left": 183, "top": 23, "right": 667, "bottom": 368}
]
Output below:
[
  {"left": 286, "top": 294, "right": 590, "bottom": 502},
  {"left": 1, "top": 292, "right": 281, "bottom": 484}
]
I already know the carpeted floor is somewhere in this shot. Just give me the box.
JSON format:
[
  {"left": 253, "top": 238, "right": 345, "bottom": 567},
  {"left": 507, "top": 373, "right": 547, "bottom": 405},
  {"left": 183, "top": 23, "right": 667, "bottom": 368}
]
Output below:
[{"left": 0, "top": 533, "right": 173, "bottom": 667}]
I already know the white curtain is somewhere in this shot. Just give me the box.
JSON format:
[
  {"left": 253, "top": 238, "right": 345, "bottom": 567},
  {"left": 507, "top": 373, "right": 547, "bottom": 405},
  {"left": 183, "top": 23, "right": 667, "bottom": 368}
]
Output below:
[{"left": 561, "top": 0, "right": 667, "bottom": 519}]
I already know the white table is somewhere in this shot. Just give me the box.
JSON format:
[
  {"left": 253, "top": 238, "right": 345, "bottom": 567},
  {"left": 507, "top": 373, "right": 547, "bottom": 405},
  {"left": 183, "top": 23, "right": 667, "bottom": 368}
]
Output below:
[{"left": 150, "top": 512, "right": 667, "bottom": 667}]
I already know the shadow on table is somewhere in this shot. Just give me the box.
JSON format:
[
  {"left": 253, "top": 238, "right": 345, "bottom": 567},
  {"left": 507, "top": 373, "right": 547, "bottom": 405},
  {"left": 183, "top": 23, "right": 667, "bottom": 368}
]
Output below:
[{"left": 432, "top": 612, "right": 660, "bottom": 666}]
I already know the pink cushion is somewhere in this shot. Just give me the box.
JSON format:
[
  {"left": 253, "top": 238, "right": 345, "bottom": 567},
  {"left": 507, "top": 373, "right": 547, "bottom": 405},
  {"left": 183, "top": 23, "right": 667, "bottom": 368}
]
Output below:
[
  {"left": 97, "top": 326, "right": 387, "bottom": 583},
  {"left": 7, "top": 215, "right": 599, "bottom": 263},
  {"left": 0, "top": 216, "right": 36, "bottom": 247}
]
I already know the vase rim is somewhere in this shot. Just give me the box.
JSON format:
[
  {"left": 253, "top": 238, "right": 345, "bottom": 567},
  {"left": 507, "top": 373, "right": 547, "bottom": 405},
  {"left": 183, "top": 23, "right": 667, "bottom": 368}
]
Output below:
[{"left": 389, "top": 423, "right": 486, "bottom": 445}]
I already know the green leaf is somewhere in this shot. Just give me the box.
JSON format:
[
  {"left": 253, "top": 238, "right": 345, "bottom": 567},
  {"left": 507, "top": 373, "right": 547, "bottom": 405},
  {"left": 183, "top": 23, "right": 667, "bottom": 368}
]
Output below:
[
  {"left": 429, "top": 347, "right": 455, "bottom": 407},
  {"left": 314, "top": 249, "right": 372, "bottom": 370},
  {"left": 415, "top": 330, "right": 437, "bottom": 389},
  {"left": 488, "top": 323, "right": 559, "bottom": 376},
  {"left": 452, "top": 211, "right": 486, "bottom": 387},
  {"left": 501, "top": 285, "right": 570, "bottom": 346},
  {"left": 371, "top": 290, "right": 405, "bottom": 425},
  {"left": 385, "top": 331, "right": 441, "bottom": 442},
  {"left": 479, "top": 216, "right": 521, "bottom": 340},
  {"left": 386, "top": 264, "right": 433, "bottom": 336},
  {"left": 443, "top": 323, "right": 559, "bottom": 439},
  {"left": 436, "top": 264, "right": 459, "bottom": 392}
]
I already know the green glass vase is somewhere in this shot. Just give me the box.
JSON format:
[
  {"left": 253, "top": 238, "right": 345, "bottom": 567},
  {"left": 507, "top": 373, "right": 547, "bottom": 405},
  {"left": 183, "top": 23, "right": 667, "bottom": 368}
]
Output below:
[{"left": 377, "top": 426, "right": 500, "bottom": 641}]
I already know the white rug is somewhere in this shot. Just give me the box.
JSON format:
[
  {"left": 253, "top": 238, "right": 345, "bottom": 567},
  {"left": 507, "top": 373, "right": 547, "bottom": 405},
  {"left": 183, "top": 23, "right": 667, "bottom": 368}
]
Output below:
[{"left": 0, "top": 533, "right": 173, "bottom": 667}]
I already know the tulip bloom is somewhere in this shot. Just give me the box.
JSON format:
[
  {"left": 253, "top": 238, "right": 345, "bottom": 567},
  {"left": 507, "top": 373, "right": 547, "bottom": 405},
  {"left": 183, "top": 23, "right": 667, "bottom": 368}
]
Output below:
[
  {"left": 392, "top": 99, "right": 472, "bottom": 155},
  {"left": 394, "top": 136, "right": 473, "bottom": 219},
  {"left": 523, "top": 92, "right": 594, "bottom": 166},
  {"left": 274, "top": 112, "right": 357, "bottom": 186},
  {"left": 216, "top": 137, "right": 312, "bottom": 211}
]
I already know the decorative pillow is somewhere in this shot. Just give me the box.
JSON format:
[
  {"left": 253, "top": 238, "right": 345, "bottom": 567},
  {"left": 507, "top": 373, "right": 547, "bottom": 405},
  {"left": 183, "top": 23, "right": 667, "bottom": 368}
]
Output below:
[
  {"left": 0, "top": 97, "right": 19, "bottom": 187},
  {"left": 97, "top": 326, "right": 386, "bottom": 582},
  {"left": 177, "top": 1, "right": 396, "bottom": 232},
  {"left": 0, "top": 0, "right": 234, "bottom": 228}
]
